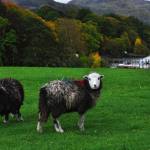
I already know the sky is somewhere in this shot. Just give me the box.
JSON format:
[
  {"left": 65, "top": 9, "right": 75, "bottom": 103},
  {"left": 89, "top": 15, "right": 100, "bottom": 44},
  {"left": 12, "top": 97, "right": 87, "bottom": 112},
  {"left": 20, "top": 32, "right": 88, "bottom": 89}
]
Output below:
[
  {"left": 54, "top": 0, "right": 72, "bottom": 4},
  {"left": 54, "top": 0, "right": 150, "bottom": 3}
]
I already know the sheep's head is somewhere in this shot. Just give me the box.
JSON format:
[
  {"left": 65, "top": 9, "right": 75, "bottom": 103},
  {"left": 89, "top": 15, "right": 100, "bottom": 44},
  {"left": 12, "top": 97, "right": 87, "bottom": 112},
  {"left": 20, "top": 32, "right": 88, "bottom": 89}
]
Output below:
[{"left": 83, "top": 72, "right": 104, "bottom": 90}]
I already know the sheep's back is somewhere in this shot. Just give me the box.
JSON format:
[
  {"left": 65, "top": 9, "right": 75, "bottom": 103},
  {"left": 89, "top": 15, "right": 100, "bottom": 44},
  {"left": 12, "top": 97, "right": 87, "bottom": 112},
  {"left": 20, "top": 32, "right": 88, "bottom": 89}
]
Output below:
[
  {"left": 0, "top": 78, "right": 24, "bottom": 105},
  {"left": 43, "top": 80, "right": 82, "bottom": 109}
]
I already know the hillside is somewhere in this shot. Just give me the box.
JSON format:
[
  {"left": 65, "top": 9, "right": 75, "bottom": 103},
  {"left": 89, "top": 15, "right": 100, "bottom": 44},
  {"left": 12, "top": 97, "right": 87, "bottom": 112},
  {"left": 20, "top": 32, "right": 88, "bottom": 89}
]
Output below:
[
  {"left": 11, "top": 0, "right": 53, "bottom": 8},
  {"left": 11, "top": 0, "right": 75, "bottom": 9},
  {"left": 0, "top": 0, "right": 150, "bottom": 67},
  {"left": 6, "top": 0, "right": 150, "bottom": 24},
  {"left": 9, "top": 0, "right": 78, "bottom": 18},
  {"left": 70, "top": 0, "right": 150, "bottom": 24}
]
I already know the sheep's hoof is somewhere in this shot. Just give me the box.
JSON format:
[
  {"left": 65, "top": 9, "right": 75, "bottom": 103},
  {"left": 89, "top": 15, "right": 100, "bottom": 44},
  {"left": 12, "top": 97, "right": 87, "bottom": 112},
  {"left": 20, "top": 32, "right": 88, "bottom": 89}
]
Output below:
[
  {"left": 79, "top": 127, "right": 85, "bottom": 132},
  {"left": 10, "top": 113, "right": 15, "bottom": 118},
  {"left": 37, "top": 122, "right": 43, "bottom": 133},
  {"left": 59, "top": 128, "right": 64, "bottom": 133},
  {"left": 55, "top": 128, "right": 64, "bottom": 133},
  {"left": 20, "top": 117, "right": 24, "bottom": 121},
  {"left": 55, "top": 129, "right": 64, "bottom": 133},
  {"left": 3, "top": 120, "right": 8, "bottom": 124},
  {"left": 17, "top": 117, "right": 24, "bottom": 122},
  {"left": 37, "top": 128, "right": 43, "bottom": 133}
]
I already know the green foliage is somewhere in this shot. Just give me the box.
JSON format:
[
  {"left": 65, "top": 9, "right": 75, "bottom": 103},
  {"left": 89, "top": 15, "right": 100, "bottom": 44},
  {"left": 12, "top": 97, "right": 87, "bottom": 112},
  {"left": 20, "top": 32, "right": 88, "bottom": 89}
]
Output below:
[
  {"left": 99, "top": 16, "right": 123, "bottom": 37},
  {"left": 1, "top": 29, "right": 17, "bottom": 65},
  {"left": 0, "top": 16, "right": 13, "bottom": 65},
  {"left": 143, "top": 26, "right": 150, "bottom": 50},
  {"left": 82, "top": 22, "right": 102, "bottom": 54},
  {"left": 0, "top": 1, "right": 6, "bottom": 16},
  {"left": 70, "top": 0, "right": 150, "bottom": 24},
  {"left": 80, "top": 55, "right": 91, "bottom": 67},
  {"left": 76, "top": 8, "right": 92, "bottom": 21},
  {"left": 36, "top": 5, "right": 61, "bottom": 21},
  {"left": 56, "top": 18, "right": 86, "bottom": 67},
  {"left": 0, "top": 16, "right": 9, "bottom": 29},
  {"left": 103, "top": 33, "right": 131, "bottom": 58},
  {"left": 0, "top": 0, "right": 150, "bottom": 66},
  {"left": 134, "top": 43, "right": 149, "bottom": 55}
]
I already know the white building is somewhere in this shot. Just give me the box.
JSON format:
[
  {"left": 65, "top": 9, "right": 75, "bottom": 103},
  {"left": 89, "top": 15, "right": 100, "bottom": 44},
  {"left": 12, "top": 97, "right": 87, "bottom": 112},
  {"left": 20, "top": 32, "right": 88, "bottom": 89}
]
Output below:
[
  {"left": 139, "top": 55, "right": 150, "bottom": 69},
  {"left": 110, "top": 55, "right": 150, "bottom": 69}
]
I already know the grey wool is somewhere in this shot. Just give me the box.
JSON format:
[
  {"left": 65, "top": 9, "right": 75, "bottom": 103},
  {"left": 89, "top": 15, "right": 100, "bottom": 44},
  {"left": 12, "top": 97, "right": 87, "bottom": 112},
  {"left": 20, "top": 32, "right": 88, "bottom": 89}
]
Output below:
[{"left": 37, "top": 72, "right": 104, "bottom": 133}]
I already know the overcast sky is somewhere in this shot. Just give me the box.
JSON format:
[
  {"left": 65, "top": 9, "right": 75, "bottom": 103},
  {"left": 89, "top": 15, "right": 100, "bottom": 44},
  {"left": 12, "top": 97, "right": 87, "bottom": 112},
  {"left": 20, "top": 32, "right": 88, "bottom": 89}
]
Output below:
[
  {"left": 54, "top": 0, "right": 150, "bottom": 3},
  {"left": 54, "top": 0, "right": 72, "bottom": 3}
]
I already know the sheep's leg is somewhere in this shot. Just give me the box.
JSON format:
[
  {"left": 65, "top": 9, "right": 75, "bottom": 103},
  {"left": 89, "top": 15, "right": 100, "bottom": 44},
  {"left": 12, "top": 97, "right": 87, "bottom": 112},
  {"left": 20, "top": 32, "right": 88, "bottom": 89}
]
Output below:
[
  {"left": 53, "top": 118, "right": 64, "bottom": 133},
  {"left": 3, "top": 114, "right": 9, "bottom": 124},
  {"left": 15, "top": 112, "right": 24, "bottom": 121},
  {"left": 78, "top": 114, "right": 85, "bottom": 131},
  {"left": 37, "top": 113, "right": 43, "bottom": 133}
]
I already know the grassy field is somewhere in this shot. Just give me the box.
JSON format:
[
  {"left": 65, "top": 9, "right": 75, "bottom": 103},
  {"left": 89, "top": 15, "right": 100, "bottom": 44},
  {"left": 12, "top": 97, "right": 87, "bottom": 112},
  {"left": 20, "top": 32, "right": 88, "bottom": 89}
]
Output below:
[{"left": 0, "top": 67, "right": 150, "bottom": 150}]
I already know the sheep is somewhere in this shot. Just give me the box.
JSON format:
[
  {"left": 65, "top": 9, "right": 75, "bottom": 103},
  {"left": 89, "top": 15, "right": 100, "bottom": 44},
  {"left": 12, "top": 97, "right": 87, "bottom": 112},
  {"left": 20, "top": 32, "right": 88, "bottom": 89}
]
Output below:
[
  {"left": 37, "top": 72, "right": 104, "bottom": 133},
  {"left": 0, "top": 78, "right": 24, "bottom": 123}
]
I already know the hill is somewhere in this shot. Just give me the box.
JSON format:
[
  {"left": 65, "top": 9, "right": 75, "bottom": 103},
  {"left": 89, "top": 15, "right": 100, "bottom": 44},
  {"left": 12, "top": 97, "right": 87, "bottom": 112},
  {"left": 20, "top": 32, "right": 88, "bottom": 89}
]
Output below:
[
  {"left": 0, "top": 0, "right": 150, "bottom": 67},
  {"left": 11, "top": 0, "right": 75, "bottom": 9},
  {"left": 9, "top": 0, "right": 79, "bottom": 18},
  {"left": 70, "top": 0, "right": 150, "bottom": 24},
  {"left": 5, "top": 0, "right": 150, "bottom": 24}
]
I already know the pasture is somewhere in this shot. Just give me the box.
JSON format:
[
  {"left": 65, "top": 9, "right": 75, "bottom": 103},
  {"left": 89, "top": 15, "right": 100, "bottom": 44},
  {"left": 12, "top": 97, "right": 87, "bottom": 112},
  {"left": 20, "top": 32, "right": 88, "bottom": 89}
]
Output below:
[{"left": 0, "top": 67, "right": 150, "bottom": 150}]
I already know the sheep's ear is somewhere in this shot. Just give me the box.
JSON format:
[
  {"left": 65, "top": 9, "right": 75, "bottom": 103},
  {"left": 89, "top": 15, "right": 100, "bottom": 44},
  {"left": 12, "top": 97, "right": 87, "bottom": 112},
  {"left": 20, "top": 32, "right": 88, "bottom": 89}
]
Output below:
[
  {"left": 83, "top": 75, "right": 88, "bottom": 80},
  {"left": 100, "top": 75, "right": 104, "bottom": 79}
]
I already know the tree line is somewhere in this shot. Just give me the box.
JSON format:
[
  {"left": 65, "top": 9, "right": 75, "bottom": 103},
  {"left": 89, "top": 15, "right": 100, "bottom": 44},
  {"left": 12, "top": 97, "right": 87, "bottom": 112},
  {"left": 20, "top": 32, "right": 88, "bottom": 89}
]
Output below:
[{"left": 0, "top": 1, "right": 150, "bottom": 67}]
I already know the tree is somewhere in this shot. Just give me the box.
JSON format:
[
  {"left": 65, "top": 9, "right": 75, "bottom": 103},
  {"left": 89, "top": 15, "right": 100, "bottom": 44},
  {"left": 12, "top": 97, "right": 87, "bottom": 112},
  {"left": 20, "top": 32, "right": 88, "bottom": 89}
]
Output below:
[
  {"left": 98, "top": 16, "right": 122, "bottom": 37},
  {"left": 135, "top": 37, "right": 142, "bottom": 46},
  {"left": 76, "top": 8, "right": 92, "bottom": 22},
  {"left": 103, "top": 36, "right": 129, "bottom": 58},
  {"left": 36, "top": 6, "right": 60, "bottom": 21},
  {"left": 134, "top": 37, "right": 149, "bottom": 55},
  {"left": 81, "top": 22, "right": 102, "bottom": 54},
  {"left": 1, "top": 29, "right": 17, "bottom": 65},
  {"left": 56, "top": 18, "right": 86, "bottom": 66},
  {"left": 0, "top": 16, "right": 9, "bottom": 35},
  {"left": 143, "top": 26, "right": 150, "bottom": 50},
  {"left": 90, "top": 52, "right": 101, "bottom": 68},
  {"left": 0, "top": 0, "right": 7, "bottom": 16},
  {"left": 0, "top": 16, "right": 10, "bottom": 65}
]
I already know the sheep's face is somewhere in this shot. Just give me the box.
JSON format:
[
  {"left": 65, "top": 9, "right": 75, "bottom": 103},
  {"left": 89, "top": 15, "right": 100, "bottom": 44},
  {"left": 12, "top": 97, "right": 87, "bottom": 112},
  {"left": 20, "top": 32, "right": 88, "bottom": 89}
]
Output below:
[{"left": 84, "top": 72, "right": 104, "bottom": 90}]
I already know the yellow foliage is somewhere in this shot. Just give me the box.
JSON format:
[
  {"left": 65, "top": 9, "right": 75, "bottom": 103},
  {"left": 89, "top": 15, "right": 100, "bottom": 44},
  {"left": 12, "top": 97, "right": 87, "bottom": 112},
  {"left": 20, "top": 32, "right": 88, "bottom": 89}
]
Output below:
[
  {"left": 90, "top": 52, "right": 101, "bottom": 68},
  {"left": 45, "top": 21, "right": 59, "bottom": 41},
  {"left": 45, "top": 21, "right": 56, "bottom": 30},
  {"left": 135, "top": 37, "right": 142, "bottom": 46}
]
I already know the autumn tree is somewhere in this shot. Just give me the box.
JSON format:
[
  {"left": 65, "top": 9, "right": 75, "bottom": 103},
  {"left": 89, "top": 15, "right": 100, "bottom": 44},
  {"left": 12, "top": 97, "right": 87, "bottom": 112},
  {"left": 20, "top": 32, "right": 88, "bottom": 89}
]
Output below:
[
  {"left": 134, "top": 37, "right": 149, "bottom": 55},
  {"left": 56, "top": 18, "right": 86, "bottom": 66},
  {"left": 90, "top": 52, "right": 101, "bottom": 68}
]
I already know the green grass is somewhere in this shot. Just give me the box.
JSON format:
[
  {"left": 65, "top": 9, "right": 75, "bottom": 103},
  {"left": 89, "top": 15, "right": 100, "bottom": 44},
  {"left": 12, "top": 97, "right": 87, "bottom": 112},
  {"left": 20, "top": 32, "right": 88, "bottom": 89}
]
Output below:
[{"left": 0, "top": 67, "right": 150, "bottom": 150}]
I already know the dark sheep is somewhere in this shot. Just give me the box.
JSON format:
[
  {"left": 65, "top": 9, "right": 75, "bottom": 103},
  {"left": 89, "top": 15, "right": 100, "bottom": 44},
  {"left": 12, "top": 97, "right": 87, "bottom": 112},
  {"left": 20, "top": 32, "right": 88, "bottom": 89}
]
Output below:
[
  {"left": 37, "top": 72, "right": 104, "bottom": 133},
  {"left": 0, "top": 78, "right": 24, "bottom": 123}
]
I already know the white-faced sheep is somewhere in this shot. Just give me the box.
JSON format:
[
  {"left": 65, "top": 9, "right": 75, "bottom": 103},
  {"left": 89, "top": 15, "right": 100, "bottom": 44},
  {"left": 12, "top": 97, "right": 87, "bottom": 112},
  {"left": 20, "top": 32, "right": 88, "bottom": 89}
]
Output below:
[
  {"left": 37, "top": 72, "right": 104, "bottom": 133},
  {"left": 0, "top": 78, "right": 24, "bottom": 123}
]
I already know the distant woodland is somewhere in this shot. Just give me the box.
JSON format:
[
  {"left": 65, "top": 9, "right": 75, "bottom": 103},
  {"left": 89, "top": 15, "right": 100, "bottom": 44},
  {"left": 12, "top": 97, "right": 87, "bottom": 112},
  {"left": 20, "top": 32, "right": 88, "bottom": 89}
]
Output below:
[{"left": 0, "top": 0, "right": 150, "bottom": 67}]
